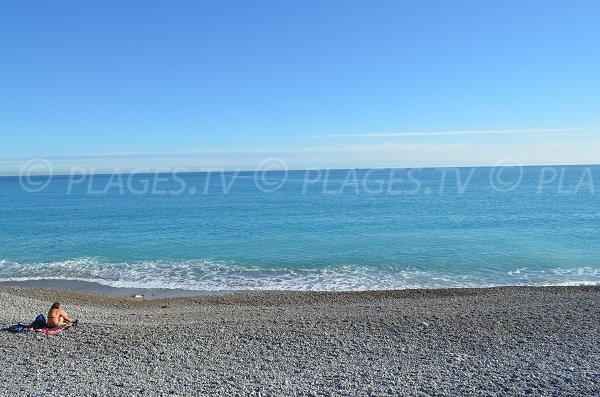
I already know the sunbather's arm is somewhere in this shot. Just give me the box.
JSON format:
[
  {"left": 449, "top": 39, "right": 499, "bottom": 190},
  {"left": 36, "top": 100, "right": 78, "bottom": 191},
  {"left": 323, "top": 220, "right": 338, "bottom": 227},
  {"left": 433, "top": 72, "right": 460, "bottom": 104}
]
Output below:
[{"left": 59, "top": 309, "right": 73, "bottom": 322}]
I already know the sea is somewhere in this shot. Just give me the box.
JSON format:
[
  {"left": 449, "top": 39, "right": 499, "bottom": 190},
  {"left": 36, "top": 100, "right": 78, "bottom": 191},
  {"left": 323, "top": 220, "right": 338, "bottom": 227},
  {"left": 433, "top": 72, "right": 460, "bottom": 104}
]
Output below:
[{"left": 1, "top": 165, "right": 599, "bottom": 291}]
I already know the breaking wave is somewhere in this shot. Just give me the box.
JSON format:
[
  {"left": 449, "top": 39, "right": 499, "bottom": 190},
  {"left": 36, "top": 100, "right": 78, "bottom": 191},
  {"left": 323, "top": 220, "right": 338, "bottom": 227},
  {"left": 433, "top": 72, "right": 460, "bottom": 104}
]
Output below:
[{"left": 0, "top": 258, "right": 598, "bottom": 291}]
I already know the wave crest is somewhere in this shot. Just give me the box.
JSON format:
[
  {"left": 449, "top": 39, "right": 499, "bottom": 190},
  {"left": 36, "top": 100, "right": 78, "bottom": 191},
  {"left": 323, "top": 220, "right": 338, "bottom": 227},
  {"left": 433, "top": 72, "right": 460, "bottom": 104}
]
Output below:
[{"left": 0, "top": 258, "right": 599, "bottom": 291}]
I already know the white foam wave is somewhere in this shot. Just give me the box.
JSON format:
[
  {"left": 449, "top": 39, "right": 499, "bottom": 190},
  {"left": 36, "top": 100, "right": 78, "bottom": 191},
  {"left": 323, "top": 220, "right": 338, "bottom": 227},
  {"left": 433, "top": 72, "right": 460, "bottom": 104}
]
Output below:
[
  {"left": 505, "top": 266, "right": 600, "bottom": 287},
  {"left": 0, "top": 258, "right": 599, "bottom": 291}
]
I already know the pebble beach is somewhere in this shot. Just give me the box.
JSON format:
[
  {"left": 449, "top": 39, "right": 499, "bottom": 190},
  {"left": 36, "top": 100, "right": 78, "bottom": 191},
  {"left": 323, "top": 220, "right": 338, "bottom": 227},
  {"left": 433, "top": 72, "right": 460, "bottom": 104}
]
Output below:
[{"left": 0, "top": 285, "right": 598, "bottom": 396}]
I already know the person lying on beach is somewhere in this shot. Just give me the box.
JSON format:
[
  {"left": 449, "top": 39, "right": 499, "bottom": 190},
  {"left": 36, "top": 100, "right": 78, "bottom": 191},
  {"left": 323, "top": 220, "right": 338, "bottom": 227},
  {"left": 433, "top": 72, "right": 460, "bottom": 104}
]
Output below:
[{"left": 47, "top": 302, "right": 73, "bottom": 328}]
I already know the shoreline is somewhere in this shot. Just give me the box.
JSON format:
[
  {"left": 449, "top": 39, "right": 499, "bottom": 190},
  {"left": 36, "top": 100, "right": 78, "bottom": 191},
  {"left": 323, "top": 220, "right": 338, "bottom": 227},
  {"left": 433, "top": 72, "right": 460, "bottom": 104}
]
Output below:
[
  {"left": 0, "top": 279, "right": 236, "bottom": 298},
  {"left": 0, "top": 281, "right": 598, "bottom": 307},
  {"left": 1, "top": 278, "right": 598, "bottom": 300}
]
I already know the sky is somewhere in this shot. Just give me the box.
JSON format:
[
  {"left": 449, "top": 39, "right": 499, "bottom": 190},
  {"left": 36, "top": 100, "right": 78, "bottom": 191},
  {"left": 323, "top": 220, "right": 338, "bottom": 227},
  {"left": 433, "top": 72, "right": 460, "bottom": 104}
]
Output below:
[{"left": 1, "top": 0, "right": 599, "bottom": 174}]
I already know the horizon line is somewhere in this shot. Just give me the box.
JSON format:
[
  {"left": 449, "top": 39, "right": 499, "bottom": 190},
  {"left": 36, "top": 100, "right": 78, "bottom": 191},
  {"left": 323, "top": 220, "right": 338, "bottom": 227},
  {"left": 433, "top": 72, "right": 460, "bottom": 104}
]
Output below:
[{"left": 2, "top": 162, "right": 599, "bottom": 178}]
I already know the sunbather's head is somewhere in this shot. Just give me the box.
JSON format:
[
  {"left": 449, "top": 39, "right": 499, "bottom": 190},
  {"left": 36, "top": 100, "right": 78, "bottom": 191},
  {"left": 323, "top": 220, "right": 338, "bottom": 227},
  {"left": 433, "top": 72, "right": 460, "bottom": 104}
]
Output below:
[{"left": 51, "top": 302, "right": 60, "bottom": 310}]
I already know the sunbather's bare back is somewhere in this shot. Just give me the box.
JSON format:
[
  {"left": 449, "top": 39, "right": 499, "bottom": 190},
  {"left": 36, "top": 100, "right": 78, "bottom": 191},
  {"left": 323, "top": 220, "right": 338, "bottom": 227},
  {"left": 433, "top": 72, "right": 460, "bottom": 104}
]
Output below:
[{"left": 47, "top": 302, "right": 72, "bottom": 327}]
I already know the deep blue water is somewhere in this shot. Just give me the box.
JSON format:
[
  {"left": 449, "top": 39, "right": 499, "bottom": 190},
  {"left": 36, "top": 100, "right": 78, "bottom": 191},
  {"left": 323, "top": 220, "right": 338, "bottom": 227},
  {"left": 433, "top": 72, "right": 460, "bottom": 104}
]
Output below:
[{"left": 1, "top": 166, "right": 599, "bottom": 290}]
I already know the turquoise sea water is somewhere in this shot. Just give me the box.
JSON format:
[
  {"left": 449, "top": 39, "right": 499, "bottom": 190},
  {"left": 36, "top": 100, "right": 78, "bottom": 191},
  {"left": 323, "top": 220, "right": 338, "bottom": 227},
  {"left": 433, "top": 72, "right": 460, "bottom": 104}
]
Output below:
[{"left": 1, "top": 166, "right": 599, "bottom": 290}]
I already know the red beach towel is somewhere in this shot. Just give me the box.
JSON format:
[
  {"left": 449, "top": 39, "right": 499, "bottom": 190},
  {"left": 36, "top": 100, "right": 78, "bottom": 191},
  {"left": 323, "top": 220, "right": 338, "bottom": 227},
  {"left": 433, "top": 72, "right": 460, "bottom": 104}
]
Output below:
[{"left": 39, "top": 325, "right": 69, "bottom": 335}]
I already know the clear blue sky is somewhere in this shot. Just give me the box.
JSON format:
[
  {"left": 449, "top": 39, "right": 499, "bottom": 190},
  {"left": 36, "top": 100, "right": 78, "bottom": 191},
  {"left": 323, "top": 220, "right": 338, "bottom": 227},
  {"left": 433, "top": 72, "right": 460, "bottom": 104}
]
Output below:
[{"left": 1, "top": 1, "right": 599, "bottom": 172}]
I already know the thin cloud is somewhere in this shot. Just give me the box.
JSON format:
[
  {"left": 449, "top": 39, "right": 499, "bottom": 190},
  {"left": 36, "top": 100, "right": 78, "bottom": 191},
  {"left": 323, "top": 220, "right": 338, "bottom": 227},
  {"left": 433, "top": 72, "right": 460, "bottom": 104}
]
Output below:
[{"left": 315, "top": 127, "right": 588, "bottom": 138}]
